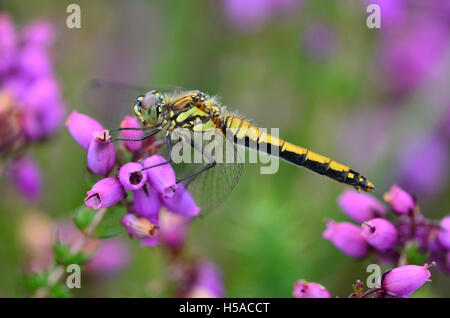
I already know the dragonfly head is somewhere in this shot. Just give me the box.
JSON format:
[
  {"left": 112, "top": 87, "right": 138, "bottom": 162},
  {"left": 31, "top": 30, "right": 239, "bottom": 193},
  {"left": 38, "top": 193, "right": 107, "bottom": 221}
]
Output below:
[{"left": 133, "top": 90, "right": 162, "bottom": 126}]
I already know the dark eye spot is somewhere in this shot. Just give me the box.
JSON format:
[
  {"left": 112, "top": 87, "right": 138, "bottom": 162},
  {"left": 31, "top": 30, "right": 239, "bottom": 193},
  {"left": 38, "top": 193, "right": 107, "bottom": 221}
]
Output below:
[{"left": 129, "top": 171, "right": 143, "bottom": 185}]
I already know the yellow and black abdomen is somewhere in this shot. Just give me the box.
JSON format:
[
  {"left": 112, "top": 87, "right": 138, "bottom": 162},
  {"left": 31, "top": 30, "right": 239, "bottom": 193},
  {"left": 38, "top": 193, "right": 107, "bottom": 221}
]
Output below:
[{"left": 222, "top": 115, "right": 375, "bottom": 192}]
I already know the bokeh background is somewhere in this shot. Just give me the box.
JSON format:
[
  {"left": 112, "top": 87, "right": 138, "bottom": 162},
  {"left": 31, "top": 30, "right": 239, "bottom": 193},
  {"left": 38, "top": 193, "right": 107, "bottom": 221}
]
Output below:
[{"left": 1, "top": 0, "right": 450, "bottom": 297}]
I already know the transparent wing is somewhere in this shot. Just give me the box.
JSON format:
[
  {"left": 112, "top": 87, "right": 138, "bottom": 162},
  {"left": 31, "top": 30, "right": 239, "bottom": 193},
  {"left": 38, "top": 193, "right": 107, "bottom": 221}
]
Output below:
[{"left": 167, "top": 128, "right": 243, "bottom": 214}]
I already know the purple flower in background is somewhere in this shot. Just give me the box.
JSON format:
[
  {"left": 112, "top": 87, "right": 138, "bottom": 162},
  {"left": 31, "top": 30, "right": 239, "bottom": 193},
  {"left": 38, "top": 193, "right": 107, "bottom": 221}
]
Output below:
[
  {"left": 8, "top": 155, "right": 42, "bottom": 202},
  {"left": 293, "top": 280, "right": 331, "bottom": 298},
  {"left": 85, "top": 238, "right": 130, "bottom": 277},
  {"left": 397, "top": 136, "right": 448, "bottom": 196},
  {"left": 361, "top": 218, "right": 398, "bottom": 252},
  {"left": 118, "top": 162, "right": 147, "bottom": 191},
  {"left": 84, "top": 177, "right": 126, "bottom": 210},
  {"left": 302, "top": 22, "right": 336, "bottom": 60},
  {"left": 383, "top": 185, "right": 415, "bottom": 215},
  {"left": 338, "top": 190, "right": 387, "bottom": 223},
  {"left": 159, "top": 209, "right": 189, "bottom": 249},
  {"left": 21, "top": 20, "right": 55, "bottom": 48},
  {"left": 66, "top": 111, "right": 104, "bottom": 150},
  {"left": 438, "top": 217, "right": 450, "bottom": 249},
  {"left": 186, "top": 261, "right": 225, "bottom": 298},
  {"left": 222, "top": 0, "right": 300, "bottom": 32},
  {"left": 381, "top": 264, "right": 432, "bottom": 297},
  {"left": 323, "top": 221, "right": 369, "bottom": 259},
  {"left": 120, "top": 115, "right": 143, "bottom": 152},
  {"left": 87, "top": 131, "right": 116, "bottom": 176},
  {"left": 143, "top": 155, "right": 177, "bottom": 198}
]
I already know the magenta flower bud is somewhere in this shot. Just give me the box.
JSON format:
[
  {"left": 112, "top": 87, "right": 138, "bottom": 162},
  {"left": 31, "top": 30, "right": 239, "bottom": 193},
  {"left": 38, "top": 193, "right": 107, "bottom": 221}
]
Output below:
[
  {"left": 383, "top": 185, "right": 415, "bottom": 215},
  {"left": 66, "top": 111, "right": 104, "bottom": 150},
  {"left": 8, "top": 155, "right": 42, "bottom": 202},
  {"left": 323, "top": 221, "right": 369, "bottom": 259},
  {"left": 361, "top": 218, "right": 398, "bottom": 251},
  {"left": 338, "top": 190, "right": 387, "bottom": 223},
  {"left": 381, "top": 264, "right": 432, "bottom": 297},
  {"left": 438, "top": 217, "right": 450, "bottom": 249},
  {"left": 120, "top": 115, "right": 143, "bottom": 152},
  {"left": 293, "top": 280, "right": 331, "bottom": 298},
  {"left": 121, "top": 214, "right": 159, "bottom": 240},
  {"left": 160, "top": 209, "right": 189, "bottom": 249},
  {"left": 84, "top": 177, "right": 125, "bottom": 210},
  {"left": 133, "top": 185, "right": 161, "bottom": 222},
  {"left": 161, "top": 184, "right": 200, "bottom": 218},
  {"left": 87, "top": 131, "right": 116, "bottom": 176},
  {"left": 143, "top": 155, "right": 177, "bottom": 197},
  {"left": 17, "top": 46, "right": 52, "bottom": 80},
  {"left": 118, "top": 162, "right": 147, "bottom": 191}
]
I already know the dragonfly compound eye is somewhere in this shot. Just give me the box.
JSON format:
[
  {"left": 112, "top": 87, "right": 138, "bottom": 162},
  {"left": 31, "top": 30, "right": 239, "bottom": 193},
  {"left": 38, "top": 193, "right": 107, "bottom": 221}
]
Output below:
[{"left": 141, "top": 91, "right": 160, "bottom": 110}]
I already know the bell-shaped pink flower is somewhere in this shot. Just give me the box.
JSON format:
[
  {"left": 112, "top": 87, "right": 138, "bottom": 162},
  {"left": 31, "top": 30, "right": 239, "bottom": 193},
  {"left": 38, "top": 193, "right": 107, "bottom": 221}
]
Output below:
[
  {"left": 120, "top": 115, "right": 143, "bottom": 152},
  {"left": 84, "top": 177, "right": 125, "bottom": 210},
  {"left": 323, "top": 221, "right": 369, "bottom": 259},
  {"left": 161, "top": 184, "right": 200, "bottom": 218},
  {"left": 361, "top": 218, "right": 398, "bottom": 251},
  {"left": 143, "top": 155, "right": 177, "bottom": 197},
  {"left": 383, "top": 185, "right": 415, "bottom": 215},
  {"left": 8, "top": 155, "right": 42, "bottom": 202},
  {"left": 133, "top": 185, "right": 160, "bottom": 222},
  {"left": 381, "top": 264, "right": 432, "bottom": 297},
  {"left": 186, "top": 261, "right": 224, "bottom": 298},
  {"left": 438, "top": 217, "right": 450, "bottom": 249},
  {"left": 118, "top": 162, "right": 147, "bottom": 191},
  {"left": 22, "top": 20, "right": 55, "bottom": 47},
  {"left": 85, "top": 239, "right": 130, "bottom": 277},
  {"left": 87, "top": 130, "right": 116, "bottom": 176},
  {"left": 293, "top": 280, "right": 331, "bottom": 298},
  {"left": 338, "top": 190, "right": 387, "bottom": 223},
  {"left": 66, "top": 111, "right": 104, "bottom": 150},
  {"left": 121, "top": 214, "right": 158, "bottom": 240}
]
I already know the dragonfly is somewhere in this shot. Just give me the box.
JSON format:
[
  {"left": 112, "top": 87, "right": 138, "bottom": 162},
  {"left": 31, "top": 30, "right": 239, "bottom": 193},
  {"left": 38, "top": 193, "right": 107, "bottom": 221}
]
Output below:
[{"left": 107, "top": 88, "right": 375, "bottom": 212}]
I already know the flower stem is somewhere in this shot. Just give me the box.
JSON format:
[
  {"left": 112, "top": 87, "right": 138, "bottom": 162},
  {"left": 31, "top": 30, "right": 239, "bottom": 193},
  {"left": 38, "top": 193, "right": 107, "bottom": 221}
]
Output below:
[{"left": 33, "top": 208, "right": 107, "bottom": 298}]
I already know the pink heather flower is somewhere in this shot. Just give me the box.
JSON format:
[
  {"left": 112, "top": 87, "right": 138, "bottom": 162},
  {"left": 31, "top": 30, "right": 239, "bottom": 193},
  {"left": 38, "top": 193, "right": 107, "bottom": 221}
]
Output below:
[
  {"left": 84, "top": 177, "right": 126, "bottom": 210},
  {"left": 121, "top": 214, "right": 159, "bottom": 240},
  {"left": 8, "top": 155, "right": 42, "bottom": 202},
  {"left": 438, "top": 217, "right": 450, "bottom": 249},
  {"left": 383, "top": 185, "right": 415, "bottom": 215},
  {"left": 159, "top": 209, "right": 189, "bottom": 249},
  {"left": 22, "top": 20, "right": 55, "bottom": 48},
  {"left": 118, "top": 162, "right": 147, "bottom": 191},
  {"left": 361, "top": 218, "right": 398, "bottom": 252},
  {"left": 338, "top": 190, "right": 387, "bottom": 223},
  {"left": 66, "top": 111, "right": 104, "bottom": 150},
  {"left": 85, "top": 239, "right": 130, "bottom": 277},
  {"left": 120, "top": 115, "right": 143, "bottom": 152},
  {"left": 161, "top": 184, "right": 200, "bottom": 218},
  {"left": 381, "top": 264, "right": 432, "bottom": 297},
  {"left": 143, "top": 155, "right": 177, "bottom": 197},
  {"left": 186, "top": 261, "right": 225, "bottom": 298},
  {"left": 322, "top": 221, "right": 369, "bottom": 259},
  {"left": 87, "top": 131, "right": 116, "bottom": 176},
  {"left": 293, "top": 280, "right": 331, "bottom": 298},
  {"left": 0, "top": 13, "right": 17, "bottom": 74},
  {"left": 133, "top": 185, "right": 160, "bottom": 221}
]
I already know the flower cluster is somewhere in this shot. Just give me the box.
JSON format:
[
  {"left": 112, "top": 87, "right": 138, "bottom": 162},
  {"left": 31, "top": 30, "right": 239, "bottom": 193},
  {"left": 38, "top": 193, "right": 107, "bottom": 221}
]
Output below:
[
  {"left": 0, "top": 13, "right": 65, "bottom": 202},
  {"left": 294, "top": 263, "right": 433, "bottom": 298},
  {"left": 66, "top": 111, "right": 200, "bottom": 248}
]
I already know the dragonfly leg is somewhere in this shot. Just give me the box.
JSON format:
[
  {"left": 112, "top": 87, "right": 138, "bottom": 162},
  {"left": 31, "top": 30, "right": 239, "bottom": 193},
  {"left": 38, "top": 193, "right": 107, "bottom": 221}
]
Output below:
[
  {"left": 108, "top": 127, "right": 148, "bottom": 132},
  {"left": 141, "top": 134, "right": 173, "bottom": 170},
  {"left": 176, "top": 138, "right": 216, "bottom": 185},
  {"left": 111, "top": 128, "right": 160, "bottom": 142}
]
